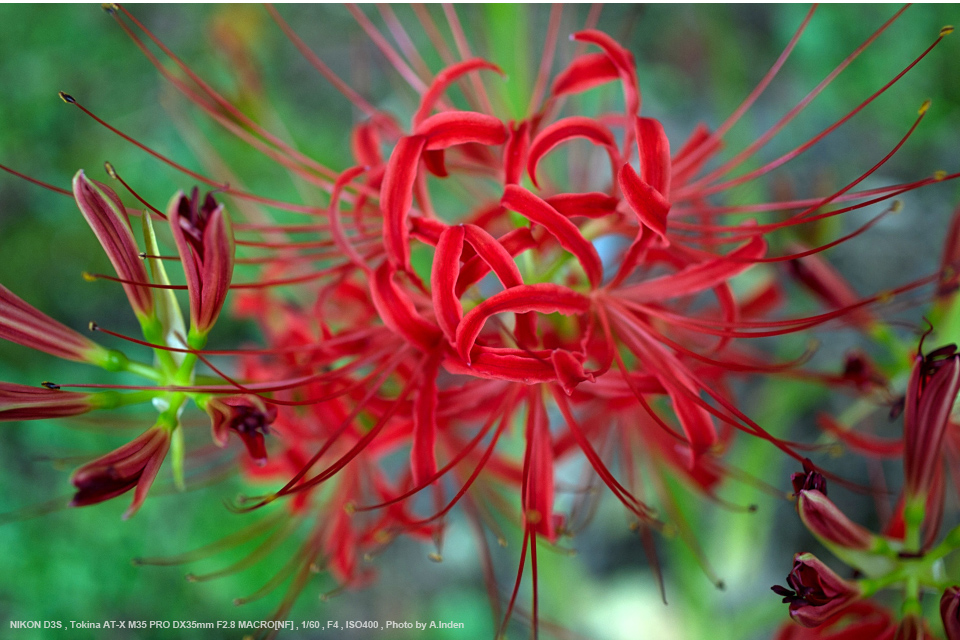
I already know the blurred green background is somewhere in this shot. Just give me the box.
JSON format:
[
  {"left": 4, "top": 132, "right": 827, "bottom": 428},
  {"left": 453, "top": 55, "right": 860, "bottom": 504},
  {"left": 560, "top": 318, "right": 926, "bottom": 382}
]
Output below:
[{"left": 0, "top": 4, "right": 958, "bottom": 639}]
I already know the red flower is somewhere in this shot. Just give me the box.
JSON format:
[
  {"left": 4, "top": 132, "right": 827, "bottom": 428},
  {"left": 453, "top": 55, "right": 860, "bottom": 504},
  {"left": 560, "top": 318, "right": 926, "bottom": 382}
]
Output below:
[
  {"left": 168, "top": 188, "right": 235, "bottom": 339},
  {"left": 772, "top": 553, "right": 862, "bottom": 628},
  {"left": 204, "top": 395, "right": 278, "bottom": 466}
]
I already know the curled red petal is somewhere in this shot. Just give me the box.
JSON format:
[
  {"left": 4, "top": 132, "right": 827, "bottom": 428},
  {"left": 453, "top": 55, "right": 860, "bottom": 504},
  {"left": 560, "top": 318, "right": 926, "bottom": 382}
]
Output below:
[
  {"left": 443, "top": 347, "right": 557, "bottom": 384},
  {"left": 550, "top": 52, "right": 619, "bottom": 97},
  {"left": 545, "top": 192, "right": 619, "bottom": 219},
  {"left": 412, "top": 58, "right": 503, "bottom": 129},
  {"left": 414, "top": 111, "right": 508, "bottom": 151},
  {"left": 351, "top": 120, "right": 383, "bottom": 167},
  {"left": 423, "top": 149, "right": 448, "bottom": 177},
  {"left": 455, "top": 283, "right": 590, "bottom": 362},
  {"left": 503, "top": 120, "right": 530, "bottom": 186},
  {"left": 409, "top": 215, "right": 447, "bottom": 247},
  {"left": 636, "top": 117, "right": 671, "bottom": 197},
  {"left": 462, "top": 224, "right": 535, "bottom": 345},
  {"left": 526, "top": 116, "right": 617, "bottom": 189},
  {"left": 551, "top": 349, "right": 594, "bottom": 396},
  {"left": 411, "top": 355, "right": 441, "bottom": 486},
  {"left": 370, "top": 261, "right": 441, "bottom": 351},
  {"left": 501, "top": 185, "right": 603, "bottom": 288},
  {"left": 462, "top": 225, "right": 524, "bottom": 289},
  {"left": 619, "top": 163, "right": 671, "bottom": 239},
  {"left": 328, "top": 165, "right": 369, "bottom": 269},
  {"left": 669, "top": 385, "right": 717, "bottom": 462},
  {"left": 431, "top": 225, "right": 465, "bottom": 342},
  {"left": 456, "top": 227, "right": 536, "bottom": 296},
  {"left": 381, "top": 135, "right": 426, "bottom": 270},
  {"left": 571, "top": 29, "right": 640, "bottom": 117}
]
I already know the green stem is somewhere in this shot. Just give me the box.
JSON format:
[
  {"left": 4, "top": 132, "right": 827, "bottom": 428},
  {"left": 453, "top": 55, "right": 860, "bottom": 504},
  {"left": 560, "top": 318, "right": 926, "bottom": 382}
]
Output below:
[{"left": 122, "top": 359, "right": 163, "bottom": 382}]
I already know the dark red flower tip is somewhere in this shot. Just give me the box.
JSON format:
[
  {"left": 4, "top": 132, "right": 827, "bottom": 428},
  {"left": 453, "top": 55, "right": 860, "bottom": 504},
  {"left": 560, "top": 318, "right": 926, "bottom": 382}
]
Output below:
[
  {"left": 70, "top": 426, "right": 171, "bottom": 519},
  {"left": 772, "top": 553, "right": 860, "bottom": 628},
  {"left": 206, "top": 395, "right": 278, "bottom": 466},
  {"left": 168, "top": 187, "right": 235, "bottom": 335},
  {"left": 792, "top": 459, "right": 827, "bottom": 496}
]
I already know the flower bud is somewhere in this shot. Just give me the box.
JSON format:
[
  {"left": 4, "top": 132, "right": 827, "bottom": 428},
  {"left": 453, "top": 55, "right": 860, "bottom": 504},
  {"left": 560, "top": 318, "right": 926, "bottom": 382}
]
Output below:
[
  {"left": 771, "top": 553, "right": 861, "bottom": 628},
  {"left": 797, "top": 490, "right": 875, "bottom": 552},
  {"left": 71, "top": 425, "right": 171, "bottom": 519},
  {"left": 0, "top": 284, "right": 107, "bottom": 363},
  {"left": 894, "top": 614, "right": 928, "bottom": 640},
  {"left": 204, "top": 395, "right": 277, "bottom": 466},
  {"left": 0, "top": 382, "right": 97, "bottom": 421},
  {"left": 168, "top": 188, "right": 235, "bottom": 337},
  {"left": 904, "top": 346, "right": 960, "bottom": 504},
  {"left": 73, "top": 170, "right": 154, "bottom": 318},
  {"left": 941, "top": 586, "right": 960, "bottom": 640},
  {"left": 791, "top": 458, "right": 827, "bottom": 495}
]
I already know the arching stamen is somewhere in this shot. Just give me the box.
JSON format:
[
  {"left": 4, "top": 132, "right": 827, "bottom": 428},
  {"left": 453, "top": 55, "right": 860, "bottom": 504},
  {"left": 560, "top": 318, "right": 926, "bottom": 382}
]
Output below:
[
  {"left": 114, "top": 5, "right": 341, "bottom": 184},
  {"left": 353, "top": 387, "right": 519, "bottom": 513},
  {"left": 377, "top": 4, "right": 433, "bottom": 81},
  {"left": 0, "top": 161, "right": 71, "bottom": 196},
  {"left": 59, "top": 93, "right": 333, "bottom": 215},
  {"left": 441, "top": 4, "right": 495, "bottom": 115},
  {"left": 672, "top": 5, "right": 817, "bottom": 175},
  {"left": 104, "top": 161, "right": 166, "bottom": 218},
  {"left": 265, "top": 4, "right": 395, "bottom": 127},
  {"left": 527, "top": 5, "right": 564, "bottom": 118},
  {"left": 347, "top": 4, "right": 428, "bottom": 93}
]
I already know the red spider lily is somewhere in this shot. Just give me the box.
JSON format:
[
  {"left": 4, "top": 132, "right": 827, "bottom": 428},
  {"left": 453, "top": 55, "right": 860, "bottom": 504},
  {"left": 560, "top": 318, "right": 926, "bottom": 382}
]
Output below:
[
  {"left": 772, "top": 553, "right": 862, "bottom": 628},
  {"left": 71, "top": 425, "right": 172, "bottom": 519},
  {"left": 168, "top": 188, "right": 235, "bottom": 339},
  {"left": 0, "top": 382, "right": 97, "bottom": 421},
  {"left": 1, "top": 4, "right": 958, "bottom": 638}
]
